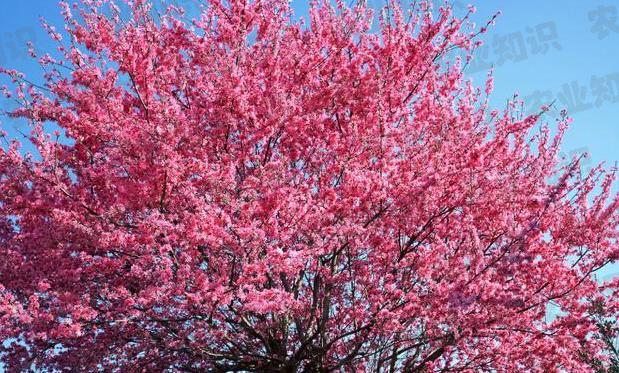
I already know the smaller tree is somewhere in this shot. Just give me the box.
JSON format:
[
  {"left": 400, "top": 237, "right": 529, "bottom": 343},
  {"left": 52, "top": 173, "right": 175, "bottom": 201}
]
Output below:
[{"left": 583, "top": 295, "right": 619, "bottom": 373}]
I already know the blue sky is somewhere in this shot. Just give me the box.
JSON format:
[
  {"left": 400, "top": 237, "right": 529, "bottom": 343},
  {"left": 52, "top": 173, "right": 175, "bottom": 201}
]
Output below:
[
  {"left": 459, "top": 0, "right": 619, "bottom": 188},
  {"left": 0, "top": 2, "right": 616, "bottom": 277},
  {"left": 0, "top": 0, "right": 616, "bottom": 337},
  {"left": 0, "top": 1, "right": 616, "bottom": 174},
  {"left": 0, "top": 2, "right": 617, "bottom": 203}
]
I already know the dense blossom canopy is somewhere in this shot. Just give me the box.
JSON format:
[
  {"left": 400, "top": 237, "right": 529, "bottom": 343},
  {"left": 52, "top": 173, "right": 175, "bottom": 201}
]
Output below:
[{"left": 0, "top": 0, "right": 617, "bottom": 371}]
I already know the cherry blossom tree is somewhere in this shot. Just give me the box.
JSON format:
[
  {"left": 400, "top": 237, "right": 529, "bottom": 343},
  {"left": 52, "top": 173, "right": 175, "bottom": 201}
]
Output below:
[{"left": 0, "top": 0, "right": 617, "bottom": 371}]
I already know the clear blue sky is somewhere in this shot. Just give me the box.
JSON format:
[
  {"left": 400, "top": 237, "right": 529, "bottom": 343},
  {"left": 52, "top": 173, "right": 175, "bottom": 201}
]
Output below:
[
  {"left": 0, "top": 1, "right": 616, "bottom": 173},
  {"left": 0, "top": 1, "right": 616, "bottom": 266}
]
